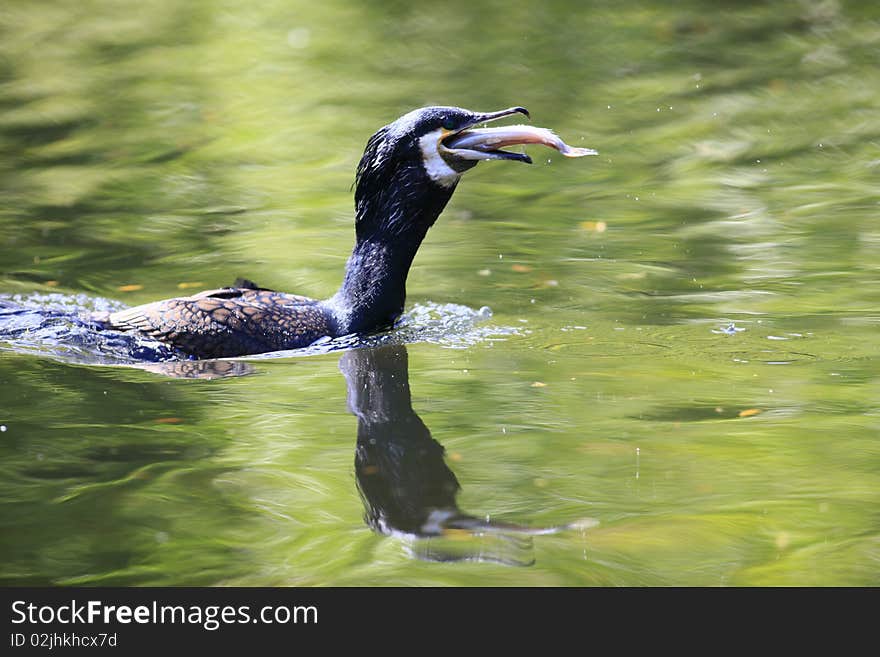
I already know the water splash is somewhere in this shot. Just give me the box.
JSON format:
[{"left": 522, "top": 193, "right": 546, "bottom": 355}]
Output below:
[{"left": 365, "top": 302, "right": 515, "bottom": 349}]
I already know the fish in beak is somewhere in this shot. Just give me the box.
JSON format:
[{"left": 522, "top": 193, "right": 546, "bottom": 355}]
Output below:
[{"left": 441, "top": 107, "right": 597, "bottom": 164}]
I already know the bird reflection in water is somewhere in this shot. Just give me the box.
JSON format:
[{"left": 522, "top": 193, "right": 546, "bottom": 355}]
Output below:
[
  {"left": 135, "top": 358, "right": 255, "bottom": 378},
  {"left": 341, "top": 344, "right": 594, "bottom": 566},
  {"left": 123, "top": 343, "right": 596, "bottom": 565}
]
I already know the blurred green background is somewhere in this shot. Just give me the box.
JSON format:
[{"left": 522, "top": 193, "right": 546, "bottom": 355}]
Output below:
[{"left": 0, "top": 0, "right": 878, "bottom": 585}]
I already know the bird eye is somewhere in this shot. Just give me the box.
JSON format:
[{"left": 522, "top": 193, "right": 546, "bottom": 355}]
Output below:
[{"left": 441, "top": 116, "right": 457, "bottom": 131}]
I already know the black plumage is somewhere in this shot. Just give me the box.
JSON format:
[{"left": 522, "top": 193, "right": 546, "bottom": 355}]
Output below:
[{"left": 101, "top": 105, "right": 584, "bottom": 358}]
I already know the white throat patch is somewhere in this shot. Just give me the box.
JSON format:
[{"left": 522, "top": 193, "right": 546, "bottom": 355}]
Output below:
[{"left": 418, "top": 129, "right": 460, "bottom": 188}]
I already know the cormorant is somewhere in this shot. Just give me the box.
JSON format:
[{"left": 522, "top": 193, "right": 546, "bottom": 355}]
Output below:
[{"left": 99, "top": 106, "right": 594, "bottom": 358}]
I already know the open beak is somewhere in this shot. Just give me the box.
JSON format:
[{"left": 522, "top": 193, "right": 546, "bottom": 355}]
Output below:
[{"left": 441, "top": 107, "right": 597, "bottom": 164}]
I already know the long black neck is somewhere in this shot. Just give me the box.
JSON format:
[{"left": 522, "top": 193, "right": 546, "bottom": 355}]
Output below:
[{"left": 329, "top": 166, "right": 456, "bottom": 335}]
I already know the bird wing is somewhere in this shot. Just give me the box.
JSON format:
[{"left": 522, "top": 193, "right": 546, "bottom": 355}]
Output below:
[{"left": 106, "top": 286, "right": 330, "bottom": 358}]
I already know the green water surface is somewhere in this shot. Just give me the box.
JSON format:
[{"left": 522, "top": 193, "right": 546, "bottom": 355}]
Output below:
[{"left": 1, "top": 0, "right": 878, "bottom": 585}]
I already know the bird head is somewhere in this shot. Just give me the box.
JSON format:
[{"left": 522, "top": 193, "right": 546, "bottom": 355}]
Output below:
[
  {"left": 352, "top": 105, "right": 594, "bottom": 240},
  {"left": 356, "top": 106, "right": 532, "bottom": 198}
]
